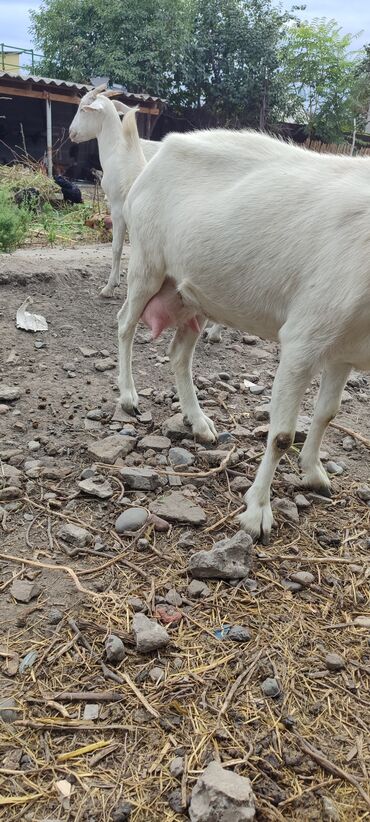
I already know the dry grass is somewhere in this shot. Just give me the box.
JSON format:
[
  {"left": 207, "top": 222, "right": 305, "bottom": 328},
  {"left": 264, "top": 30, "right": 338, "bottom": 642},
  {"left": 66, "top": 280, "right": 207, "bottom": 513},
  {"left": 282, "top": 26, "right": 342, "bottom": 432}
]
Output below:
[{"left": 0, "top": 438, "right": 369, "bottom": 821}]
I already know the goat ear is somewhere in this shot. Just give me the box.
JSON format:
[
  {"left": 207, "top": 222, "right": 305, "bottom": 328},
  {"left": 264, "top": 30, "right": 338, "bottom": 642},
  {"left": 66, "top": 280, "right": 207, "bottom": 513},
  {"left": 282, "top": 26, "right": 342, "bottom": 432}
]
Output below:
[
  {"left": 112, "top": 100, "right": 131, "bottom": 116},
  {"left": 81, "top": 99, "right": 105, "bottom": 112}
]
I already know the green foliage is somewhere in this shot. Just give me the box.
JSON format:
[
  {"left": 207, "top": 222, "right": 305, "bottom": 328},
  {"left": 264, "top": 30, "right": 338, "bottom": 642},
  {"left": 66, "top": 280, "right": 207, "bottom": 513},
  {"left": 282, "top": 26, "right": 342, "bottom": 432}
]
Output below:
[
  {"left": 0, "top": 189, "right": 30, "bottom": 252},
  {"left": 280, "top": 19, "right": 363, "bottom": 141}
]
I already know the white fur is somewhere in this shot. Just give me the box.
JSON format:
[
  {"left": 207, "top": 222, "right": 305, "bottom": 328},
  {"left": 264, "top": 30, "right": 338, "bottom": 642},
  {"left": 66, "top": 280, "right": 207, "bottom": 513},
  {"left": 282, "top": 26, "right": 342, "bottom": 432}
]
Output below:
[{"left": 117, "top": 122, "right": 370, "bottom": 540}]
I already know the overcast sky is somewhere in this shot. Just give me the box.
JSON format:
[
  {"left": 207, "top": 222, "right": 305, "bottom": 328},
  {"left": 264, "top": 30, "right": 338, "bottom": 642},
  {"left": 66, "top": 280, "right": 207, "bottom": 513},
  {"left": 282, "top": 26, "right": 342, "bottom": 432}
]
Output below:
[{"left": 0, "top": 0, "right": 369, "bottom": 61}]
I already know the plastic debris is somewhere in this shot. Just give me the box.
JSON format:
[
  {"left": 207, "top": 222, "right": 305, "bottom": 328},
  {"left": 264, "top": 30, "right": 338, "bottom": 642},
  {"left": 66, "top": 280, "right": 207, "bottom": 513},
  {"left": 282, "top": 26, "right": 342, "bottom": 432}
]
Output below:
[{"left": 16, "top": 297, "right": 48, "bottom": 333}]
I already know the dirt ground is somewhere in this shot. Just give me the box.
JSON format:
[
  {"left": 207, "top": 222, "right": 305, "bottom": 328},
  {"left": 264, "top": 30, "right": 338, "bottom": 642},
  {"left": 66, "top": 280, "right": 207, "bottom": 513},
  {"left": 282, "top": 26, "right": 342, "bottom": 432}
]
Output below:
[{"left": 0, "top": 243, "right": 369, "bottom": 822}]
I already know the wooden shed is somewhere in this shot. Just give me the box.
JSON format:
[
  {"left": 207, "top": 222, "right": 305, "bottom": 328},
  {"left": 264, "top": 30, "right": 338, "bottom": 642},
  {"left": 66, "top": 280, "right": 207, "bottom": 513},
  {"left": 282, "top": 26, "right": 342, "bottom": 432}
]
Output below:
[{"left": 0, "top": 71, "right": 165, "bottom": 180}]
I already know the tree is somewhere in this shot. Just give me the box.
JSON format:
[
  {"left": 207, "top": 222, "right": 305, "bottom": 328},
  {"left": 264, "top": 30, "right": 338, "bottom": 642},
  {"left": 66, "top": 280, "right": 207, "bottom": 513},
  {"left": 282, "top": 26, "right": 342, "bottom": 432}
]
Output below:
[
  {"left": 280, "top": 18, "right": 362, "bottom": 141},
  {"left": 174, "top": 0, "right": 297, "bottom": 127},
  {"left": 30, "top": 0, "right": 191, "bottom": 98}
]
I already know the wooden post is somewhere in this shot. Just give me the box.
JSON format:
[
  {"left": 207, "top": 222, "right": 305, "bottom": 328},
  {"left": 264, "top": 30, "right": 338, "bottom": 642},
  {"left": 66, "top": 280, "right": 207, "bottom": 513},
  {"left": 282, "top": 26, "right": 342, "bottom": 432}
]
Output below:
[{"left": 45, "top": 95, "right": 53, "bottom": 178}]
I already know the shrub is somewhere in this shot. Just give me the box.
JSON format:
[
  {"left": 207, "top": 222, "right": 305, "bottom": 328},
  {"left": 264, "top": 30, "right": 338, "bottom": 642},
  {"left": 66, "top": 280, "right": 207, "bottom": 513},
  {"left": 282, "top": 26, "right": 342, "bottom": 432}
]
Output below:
[{"left": 0, "top": 188, "right": 30, "bottom": 252}]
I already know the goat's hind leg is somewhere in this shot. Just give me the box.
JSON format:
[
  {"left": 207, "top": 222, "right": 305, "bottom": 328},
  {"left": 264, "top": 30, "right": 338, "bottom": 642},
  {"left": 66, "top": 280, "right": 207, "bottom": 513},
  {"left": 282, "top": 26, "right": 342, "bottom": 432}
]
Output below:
[
  {"left": 204, "top": 322, "right": 223, "bottom": 343},
  {"left": 299, "top": 362, "right": 351, "bottom": 494},
  {"left": 239, "top": 342, "right": 316, "bottom": 541},
  {"left": 117, "top": 254, "right": 163, "bottom": 412},
  {"left": 169, "top": 319, "right": 217, "bottom": 442}
]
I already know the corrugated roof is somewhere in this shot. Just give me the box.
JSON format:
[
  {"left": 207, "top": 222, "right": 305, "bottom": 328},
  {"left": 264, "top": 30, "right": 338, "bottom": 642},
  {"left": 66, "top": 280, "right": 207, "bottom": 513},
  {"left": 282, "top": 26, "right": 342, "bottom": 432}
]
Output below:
[{"left": 0, "top": 71, "right": 164, "bottom": 102}]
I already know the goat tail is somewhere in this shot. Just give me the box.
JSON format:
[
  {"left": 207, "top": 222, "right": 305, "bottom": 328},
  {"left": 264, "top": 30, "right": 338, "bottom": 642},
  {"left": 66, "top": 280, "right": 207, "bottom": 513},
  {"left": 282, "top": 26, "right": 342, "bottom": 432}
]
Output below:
[{"left": 122, "top": 107, "right": 146, "bottom": 167}]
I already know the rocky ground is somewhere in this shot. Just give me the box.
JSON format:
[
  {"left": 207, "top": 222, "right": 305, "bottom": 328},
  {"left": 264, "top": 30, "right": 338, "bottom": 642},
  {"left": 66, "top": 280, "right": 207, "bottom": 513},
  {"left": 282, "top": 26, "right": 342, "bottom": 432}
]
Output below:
[{"left": 0, "top": 244, "right": 369, "bottom": 822}]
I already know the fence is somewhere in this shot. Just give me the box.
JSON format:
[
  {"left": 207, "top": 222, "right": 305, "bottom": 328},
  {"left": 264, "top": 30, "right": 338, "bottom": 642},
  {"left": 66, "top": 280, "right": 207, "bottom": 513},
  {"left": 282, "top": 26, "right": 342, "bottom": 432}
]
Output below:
[
  {"left": 0, "top": 43, "right": 43, "bottom": 73},
  {"left": 304, "top": 139, "right": 370, "bottom": 157}
]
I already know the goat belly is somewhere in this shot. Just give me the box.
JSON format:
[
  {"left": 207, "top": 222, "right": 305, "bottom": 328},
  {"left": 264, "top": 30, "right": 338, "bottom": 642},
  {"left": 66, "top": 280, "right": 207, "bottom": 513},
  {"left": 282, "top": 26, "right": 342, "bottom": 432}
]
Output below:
[{"left": 140, "top": 279, "right": 200, "bottom": 340}]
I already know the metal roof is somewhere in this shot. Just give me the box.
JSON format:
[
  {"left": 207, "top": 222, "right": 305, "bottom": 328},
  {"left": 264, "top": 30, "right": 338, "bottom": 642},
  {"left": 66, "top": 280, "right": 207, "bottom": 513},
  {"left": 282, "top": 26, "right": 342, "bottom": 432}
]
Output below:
[{"left": 0, "top": 71, "right": 164, "bottom": 102}]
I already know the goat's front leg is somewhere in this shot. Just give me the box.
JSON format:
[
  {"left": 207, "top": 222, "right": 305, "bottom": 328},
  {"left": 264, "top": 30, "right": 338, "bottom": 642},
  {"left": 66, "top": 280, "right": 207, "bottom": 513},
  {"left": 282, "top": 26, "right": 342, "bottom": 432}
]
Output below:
[
  {"left": 100, "top": 209, "right": 126, "bottom": 298},
  {"left": 239, "top": 345, "right": 315, "bottom": 541},
  {"left": 118, "top": 257, "right": 163, "bottom": 412},
  {"left": 204, "top": 322, "right": 223, "bottom": 343},
  {"left": 299, "top": 361, "right": 351, "bottom": 493},
  {"left": 169, "top": 320, "right": 217, "bottom": 442}
]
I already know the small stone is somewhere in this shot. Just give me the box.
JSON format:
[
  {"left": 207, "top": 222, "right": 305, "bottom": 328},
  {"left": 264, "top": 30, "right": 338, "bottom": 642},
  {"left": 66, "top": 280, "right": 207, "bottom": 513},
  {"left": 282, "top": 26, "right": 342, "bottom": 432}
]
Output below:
[
  {"left": 162, "top": 413, "right": 191, "bottom": 440},
  {"left": 168, "top": 789, "right": 185, "bottom": 814},
  {"left": 132, "top": 613, "right": 170, "bottom": 653},
  {"left": 325, "top": 653, "right": 345, "bottom": 671},
  {"left": 48, "top": 607, "right": 63, "bottom": 624},
  {"left": 80, "top": 467, "right": 96, "bottom": 480},
  {"left": 282, "top": 579, "right": 302, "bottom": 592},
  {"left": 187, "top": 579, "right": 211, "bottom": 598},
  {"left": 79, "top": 346, "right": 98, "bottom": 357},
  {"left": 57, "top": 522, "right": 92, "bottom": 548},
  {"left": 189, "top": 760, "right": 256, "bottom": 822},
  {"left": 253, "top": 404, "right": 270, "bottom": 421},
  {"left": 11, "top": 580, "right": 41, "bottom": 604},
  {"left": 150, "top": 491, "right": 206, "bottom": 525},
  {"left": 0, "top": 486, "right": 23, "bottom": 501},
  {"left": 0, "top": 403, "right": 10, "bottom": 414},
  {"left": 83, "top": 703, "right": 99, "bottom": 720},
  {"left": 86, "top": 408, "right": 103, "bottom": 420},
  {"left": 138, "top": 434, "right": 171, "bottom": 451},
  {"left": 0, "top": 384, "right": 22, "bottom": 402},
  {"left": 127, "top": 596, "right": 146, "bottom": 612},
  {"left": 230, "top": 476, "right": 252, "bottom": 494},
  {"left": 218, "top": 431, "right": 234, "bottom": 444},
  {"left": 294, "top": 493, "right": 311, "bottom": 509},
  {"left": 189, "top": 531, "right": 252, "bottom": 580},
  {"left": 115, "top": 507, "right": 148, "bottom": 533},
  {"left": 228, "top": 626, "right": 251, "bottom": 643},
  {"left": 272, "top": 497, "right": 299, "bottom": 525},
  {"left": 354, "top": 616, "right": 370, "bottom": 627},
  {"left": 27, "top": 440, "right": 40, "bottom": 452},
  {"left": 105, "top": 634, "right": 125, "bottom": 664},
  {"left": 88, "top": 434, "right": 136, "bottom": 464},
  {"left": 290, "top": 571, "right": 314, "bottom": 587},
  {"left": 261, "top": 677, "right": 280, "bottom": 698},
  {"left": 148, "top": 666, "right": 164, "bottom": 683},
  {"left": 120, "top": 466, "right": 160, "bottom": 491},
  {"left": 357, "top": 485, "right": 370, "bottom": 502},
  {"left": 342, "top": 436, "right": 355, "bottom": 451},
  {"left": 149, "top": 513, "right": 170, "bottom": 532},
  {"left": 169, "top": 756, "right": 185, "bottom": 777},
  {"left": 165, "top": 588, "right": 183, "bottom": 607},
  {"left": 111, "top": 801, "right": 132, "bottom": 822},
  {"left": 0, "top": 698, "right": 18, "bottom": 723},
  {"left": 169, "top": 447, "right": 194, "bottom": 466},
  {"left": 78, "top": 477, "right": 113, "bottom": 499},
  {"left": 94, "top": 357, "right": 115, "bottom": 371},
  {"left": 326, "top": 461, "right": 344, "bottom": 475},
  {"left": 322, "top": 795, "right": 340, "bottom": 821},
  {"left": 198, "top": 449, "right": 238, "bottom": 467}
]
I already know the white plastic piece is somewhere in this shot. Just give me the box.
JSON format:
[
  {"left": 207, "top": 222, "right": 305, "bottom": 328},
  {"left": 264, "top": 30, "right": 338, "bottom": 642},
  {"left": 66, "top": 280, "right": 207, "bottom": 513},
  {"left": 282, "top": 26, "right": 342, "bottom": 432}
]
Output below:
[{"left": 16, "top": 297, "right": 48, "bottom": 333}]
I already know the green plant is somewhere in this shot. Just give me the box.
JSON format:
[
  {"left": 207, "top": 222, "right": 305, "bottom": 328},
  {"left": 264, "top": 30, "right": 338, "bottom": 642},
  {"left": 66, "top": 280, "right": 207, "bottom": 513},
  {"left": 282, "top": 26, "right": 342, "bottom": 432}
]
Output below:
[{"left": 0, "top": 189, "right": 30, "bottom": 252}]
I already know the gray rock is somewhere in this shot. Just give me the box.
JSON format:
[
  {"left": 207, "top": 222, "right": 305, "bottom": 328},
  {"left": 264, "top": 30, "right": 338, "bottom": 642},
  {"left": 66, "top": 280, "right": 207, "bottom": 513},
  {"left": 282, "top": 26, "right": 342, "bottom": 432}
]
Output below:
[
  {"left": 198, "top": 449, "right": 238, "bottom": 467},
  {"left": 189, "top": 760, "right": 256, "bottom": 822},
  {"left": 325, "top": 653, "right": 345, "bottom": 671},
  {"left": 0, "top": 384, "right": 22, "bottom": 402},
  {"left": 0, "top": 697, "right": 18, "bottom": 723},
  {"left": 127, "top": 596, "right": 146, "bottom": 612},
  {"left": 150, "top": 491, "right": 206, "bottom": 525},
  {"left": 272, "top": 497, "right": 299, "bottom": 525},
  {"left": 342, "top": 436, "right": 355, "bottom": 452},
  {"left": 354, "top": 616, "right": 370, "bottom": 627},
  {"left": 120, "top": 466, "right": 160, "bottom": 491},
  {"left": 282, "top": 579, "right": 302, "bottom": 593},
  {"left": 189, "top": 531, "right": 252, "bottom": 580},
  {"left": 10, "top": 579, "right": 41, "bottom": 604},
  {"left": 88, "top": 434, "right": 137, "bottom": 464},
  {"left": 358, "top": 485, "right": 370, "bottom": 502},
  {"left": 326, "top": 460, "right": 344, "bottom": 475},
  {"left": 138, "top": 434, "right": 171, "bottom": 451},
  {"left": 28, "top": 439, "right": 40, "bottom": 452},
  {"left": 290, "top": 571, "right": 314, "bottom": 587},
  {"left": 148, "top": 666, "right": 164, "bottom": 683},
  {"left": 253, "top": 404, "right": 270, "bottom": 422},
  {"left": 58, "top": 522, "right": 92, "bottom": 548},
  {"left": 0, "top": 404, "right": 10, "bottom": 414},
  {"left": 218, "top": 431, "right": 234, "bottom": 444},
  {"left": 83, "top": 703, "right": 99, "bottom": 720},
  {"left": 115, "top": 507, "right": 148, "bottom": 533},
  {"left": 79, "top": 346, "right": 98, "bottom": 357},
  {"left": 132, "top": 613, "right": 170, "bottom": 653},
  {"left": 169, "top": 756, "right": 185, "bottom": 778},
  {"left": 111, "top": 802, "right": 132, "bottom": 822},
  {"left": 230, "top": 476, "right": 252, "bottom": 494},
  {"left": 105, "top": 634, "right": 125, "bottom": 664},
  {"left": 187, "top": 579, "right": 211, "bottom": 598},
  {"left": 86, "top": 408, "right": 103, "bottom": 420},
  {"left": 261, "top": 677, "right": 280, "bottom": 698},
  {"left": 294, "top": 493, "right": 311, "bottom": 509},
  {"left": 169, "top": 447, "right": 194, "bottom": 466},
  {"left": 162, "top": 413, "right": 191, "bottom": 440},
  {"left": 165, "top": 588, "right": 183, "bottom": 607},
  {"left": 228, "top": 626, "right": 251, "bottom": 643},
  {"left": 322, "top": 795, "right": 340, "bottom": 821},
  {"left": 94, "top": 357, "right": 115, "bottom": 371},
  {"left": 78, "top": 477, "right": 113, "bottom": 499},
  {"left": 48, "top": 607, "right": 63, "bottom": 624}
]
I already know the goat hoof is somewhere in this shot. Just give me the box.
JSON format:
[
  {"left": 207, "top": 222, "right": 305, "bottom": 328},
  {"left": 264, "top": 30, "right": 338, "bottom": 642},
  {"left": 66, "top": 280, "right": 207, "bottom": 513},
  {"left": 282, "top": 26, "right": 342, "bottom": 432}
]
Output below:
[{"left": 100, "top": 286, "right": 115, "bottom": 298}]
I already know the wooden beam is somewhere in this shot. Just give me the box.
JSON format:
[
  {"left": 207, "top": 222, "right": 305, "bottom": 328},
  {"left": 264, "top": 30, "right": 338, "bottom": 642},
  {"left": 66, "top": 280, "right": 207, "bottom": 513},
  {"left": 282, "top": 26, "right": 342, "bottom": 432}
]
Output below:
[{"left": 0, "top": 84, "right": 82, "bottom": 105}]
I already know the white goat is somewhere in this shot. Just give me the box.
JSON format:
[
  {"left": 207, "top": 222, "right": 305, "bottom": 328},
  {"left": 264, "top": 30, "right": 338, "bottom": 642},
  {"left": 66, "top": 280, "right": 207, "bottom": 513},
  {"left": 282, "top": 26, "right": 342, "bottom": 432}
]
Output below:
[
  {"left": 117, "top": 115, "right": 370, "bottom": 541},
  {"left": 69, "top": 86, "right": 158, "bottom": 298},
  {"left": 68, "top": 91, "right": 223, "bottom": 341}
]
